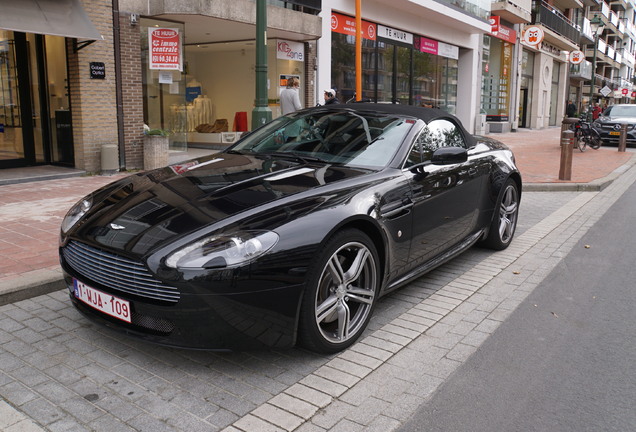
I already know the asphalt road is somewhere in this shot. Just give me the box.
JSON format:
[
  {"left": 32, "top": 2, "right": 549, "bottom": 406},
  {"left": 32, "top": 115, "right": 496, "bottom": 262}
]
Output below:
[{"left": 398, "top": 177, "right": 636, "bottom": 431}]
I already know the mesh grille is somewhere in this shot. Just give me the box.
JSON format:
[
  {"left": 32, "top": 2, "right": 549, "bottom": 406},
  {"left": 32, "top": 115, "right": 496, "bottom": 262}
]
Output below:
[{"left": 63, "top": 241, "right": 180, "bottom": 303}]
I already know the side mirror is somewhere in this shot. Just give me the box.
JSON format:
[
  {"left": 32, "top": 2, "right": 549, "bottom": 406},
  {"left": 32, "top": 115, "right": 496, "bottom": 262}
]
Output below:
[{"left": 431, "top": 147, "right": 467, "bottom": 165}]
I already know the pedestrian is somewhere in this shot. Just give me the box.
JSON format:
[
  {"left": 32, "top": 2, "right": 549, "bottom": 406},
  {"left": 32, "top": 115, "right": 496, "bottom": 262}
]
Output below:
[
  {"left": 566, "top": 100, "right": 576, "bottom": 118},
  {"left": 280, "top": 77, "right": 302, "bottom": 115},
  {"left": 592, "top": 103, "right": 602, "bottom": 120},
  {"left": 323, "top": 88, "right": 340, "bottom": 105}
]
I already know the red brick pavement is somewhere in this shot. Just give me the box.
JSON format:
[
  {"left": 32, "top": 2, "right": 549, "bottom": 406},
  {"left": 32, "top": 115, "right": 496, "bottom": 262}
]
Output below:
[{"left": 495, "top": 127, "right": 633, "bottom": 184}]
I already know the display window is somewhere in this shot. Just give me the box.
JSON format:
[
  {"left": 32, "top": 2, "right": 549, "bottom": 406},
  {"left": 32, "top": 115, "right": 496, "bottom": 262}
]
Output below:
[
  {"left": 141, "top": 18, "right": 306, "bottom": 150},
  {"left": 330, "top": 15, "right": 458, "bottom": 113},
  {"left": 481, "top": 35, "right": 513, "bottom": 122}
]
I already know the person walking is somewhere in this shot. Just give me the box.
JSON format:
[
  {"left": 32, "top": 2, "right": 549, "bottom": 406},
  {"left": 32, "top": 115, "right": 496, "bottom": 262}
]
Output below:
[
  {"left": 566, "top": 100, "right": 576, "bottom": 118},
  {"left": 592, "top": 103, "right": 602, "bottom": 120},
  {"left": 323, "top": 88, "right": 340, "bottom": 105},
  {"left": 280, "top": 77, "right": 302, "bottom": 115}
]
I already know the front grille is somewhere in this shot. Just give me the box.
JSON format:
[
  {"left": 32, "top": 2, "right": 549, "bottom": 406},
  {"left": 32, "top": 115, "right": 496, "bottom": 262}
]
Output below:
[{"left": 63, "top": 241, "right": 180, "bottom": 303}]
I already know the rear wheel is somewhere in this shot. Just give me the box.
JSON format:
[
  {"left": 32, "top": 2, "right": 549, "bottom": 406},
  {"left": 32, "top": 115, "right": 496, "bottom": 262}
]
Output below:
[
  {"left": 299, "top": 229, "right": 379, "bottom": 354},
  {"left": 481, "top": 179, "right": 519, "bottom": 250}
]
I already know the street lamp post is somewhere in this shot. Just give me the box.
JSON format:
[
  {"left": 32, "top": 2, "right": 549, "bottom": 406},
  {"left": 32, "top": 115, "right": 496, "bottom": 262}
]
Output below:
[
  {"left": 252, "top": 0, "right": 272, "bottom": 130},
  {"left": 588, "top": 15, "right": 605, "bottom": 122}
]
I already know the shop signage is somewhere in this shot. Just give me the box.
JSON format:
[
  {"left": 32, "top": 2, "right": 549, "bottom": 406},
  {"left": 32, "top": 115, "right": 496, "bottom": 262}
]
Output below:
[
  {"left": 632, "top": 91, "right": 636, "bottom": 98},
  {"left": 438, "top": 42, "right": 459, "bottom": 60},
  {"left": 622, "top": 88, "right": 629, "bottom": 95},
  {"left": 570, "top": 50, "right": 584, "bottom": 64},
  {"left": 330, "top": 12, "right": 376, "bottom": 40},
  {"left": 522, "top": 26, "right": 544, "bottom": 47},
  {"left": 416, "top": 37, "right": 459, "bottom": 60},
  {"left": 148, "top": 28, "right": 182, "bottom": 71},
  {"left": 489, "top": 17, "right": 517, "bottom": 44},
  {"left": 377, "top": 25, "right": 413, "bottom": 44},
  {"left": 277, "top": 40, "right": 304, "bottom": 61},
  {"left": 89, "top": 62, "right": 105, "bottom": 79}
]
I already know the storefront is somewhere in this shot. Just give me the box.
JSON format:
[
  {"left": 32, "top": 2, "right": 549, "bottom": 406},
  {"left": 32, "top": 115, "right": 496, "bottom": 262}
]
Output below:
[
  {"left": 0, "top": 0, "right": 102, "bottom": 170},
  {"left": 137, "top": 13, "right": 315, "bottom": 152},
  {"left": 329, "top": 13, "right": 459, "bottom": 113},
  {"left": 319, "top": 1, "right": 488, "bottom": 133},
  {"left": 481, "top": 17, "right": 516, "bottom": 132}
]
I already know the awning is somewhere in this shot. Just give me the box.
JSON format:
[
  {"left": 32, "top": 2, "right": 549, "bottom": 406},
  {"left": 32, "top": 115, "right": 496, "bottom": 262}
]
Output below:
[{"left": 0, "top": 0, "right": 103, "bottom": 40}]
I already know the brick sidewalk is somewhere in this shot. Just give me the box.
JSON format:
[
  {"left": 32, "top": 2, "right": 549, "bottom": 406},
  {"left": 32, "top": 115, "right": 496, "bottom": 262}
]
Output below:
[{"left": 495, "top": 127, "right": 634, "bottom": 184}]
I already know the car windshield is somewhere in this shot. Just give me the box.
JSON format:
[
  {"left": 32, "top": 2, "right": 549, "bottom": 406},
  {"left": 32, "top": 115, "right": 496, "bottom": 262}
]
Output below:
[
  {"left": 231, "top": 110, "right": 414, "bottom": 169},
  {"left": 607, "top": 105, "right": 636, "bottom": 117}
]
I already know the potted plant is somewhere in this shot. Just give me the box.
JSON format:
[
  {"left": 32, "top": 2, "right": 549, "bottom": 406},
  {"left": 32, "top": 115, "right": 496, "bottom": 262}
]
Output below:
[{"left": 143, "top": 127, "right": 170, "bottom": 170}]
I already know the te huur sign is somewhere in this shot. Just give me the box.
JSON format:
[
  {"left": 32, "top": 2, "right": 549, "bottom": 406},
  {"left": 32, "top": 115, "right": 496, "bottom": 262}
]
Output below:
[{"left": 90, "top": 62, "right": 106, "bottom": 79}]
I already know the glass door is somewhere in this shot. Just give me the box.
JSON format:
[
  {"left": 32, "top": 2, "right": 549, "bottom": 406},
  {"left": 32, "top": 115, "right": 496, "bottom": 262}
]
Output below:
[
  {"left": 0, "top": 30, "right": 29, "bottom": 167},
  {"left": 0, "top": 31, "right": 71, "bottom": 169}
]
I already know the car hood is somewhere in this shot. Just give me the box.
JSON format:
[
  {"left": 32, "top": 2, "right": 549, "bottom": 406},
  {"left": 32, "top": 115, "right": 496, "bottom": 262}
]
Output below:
[
  {"left": 598, "top": 115, "right": 636, "bottom": 123},
  {"left": 69, "top": 152, "right": 375, "bottom": 256}
]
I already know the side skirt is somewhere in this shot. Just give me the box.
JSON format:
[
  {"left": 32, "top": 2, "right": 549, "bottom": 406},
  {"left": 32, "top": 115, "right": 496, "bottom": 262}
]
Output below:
[{"left": 383, "top": 230, "right": 484, "bottom": 295}]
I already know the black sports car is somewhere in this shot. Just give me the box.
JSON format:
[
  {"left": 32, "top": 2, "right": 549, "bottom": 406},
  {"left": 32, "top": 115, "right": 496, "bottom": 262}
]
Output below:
[{"left": 59, "top": 104, "right": 521, "bottom": 353}]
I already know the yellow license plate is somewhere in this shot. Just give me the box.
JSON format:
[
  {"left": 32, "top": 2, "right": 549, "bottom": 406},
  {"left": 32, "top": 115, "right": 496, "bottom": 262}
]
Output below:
[{"left": 609, "top": 131, "right": 621, "bottom": 136}]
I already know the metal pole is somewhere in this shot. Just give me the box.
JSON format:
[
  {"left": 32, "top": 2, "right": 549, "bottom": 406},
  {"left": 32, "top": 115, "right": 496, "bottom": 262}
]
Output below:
[
  {"left": 252, "top": 0, "right": 272, "bottom": 130},
  {"left": 588, "top": 33, "right": 598, "bottom": 123},
  {"left": 355, "top": 0, "right": 362, "bottom": 101}
]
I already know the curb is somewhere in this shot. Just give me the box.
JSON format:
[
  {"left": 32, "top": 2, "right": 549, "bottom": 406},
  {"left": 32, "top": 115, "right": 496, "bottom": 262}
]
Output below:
[
  {"left": 522, "top": 152, "right": 636, "bottom": 192},
  {"left": 0, "top": 269, "right": 66, "bottom": 307}
]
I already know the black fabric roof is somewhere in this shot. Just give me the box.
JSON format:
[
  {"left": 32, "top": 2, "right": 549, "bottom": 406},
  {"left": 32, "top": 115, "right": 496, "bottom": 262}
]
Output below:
[{"left": 312, "top": 103, "right": 457, "bottom": 124}]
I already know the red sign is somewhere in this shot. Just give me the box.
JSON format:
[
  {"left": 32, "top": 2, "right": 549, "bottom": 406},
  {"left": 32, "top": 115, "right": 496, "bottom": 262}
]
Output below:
[
  {"left": 489, "top": 16, "right": 517, "bottom": 44},
  {"left": 622, "top": 88, "right": 629, "bottom": 95},
  {"left": 331, "top": 12, "right": 376, "bottom": 40},
  {"left": 418, "top": 37, "right": 438, "bottom": 54},
  {"left": 632, "top": 91, "right": 636, "bottom": 98},
  {"left": 149, "top": 28, "right": 182, "bottom": 71}
]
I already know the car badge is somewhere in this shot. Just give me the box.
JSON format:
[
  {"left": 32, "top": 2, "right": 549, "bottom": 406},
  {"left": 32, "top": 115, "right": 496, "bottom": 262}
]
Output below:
[
  {"left": 109, "top": 223, "right": 126, "bottom": 230},
  {"left": 614, "top": 124, "right": 622, "bottom": 131}
]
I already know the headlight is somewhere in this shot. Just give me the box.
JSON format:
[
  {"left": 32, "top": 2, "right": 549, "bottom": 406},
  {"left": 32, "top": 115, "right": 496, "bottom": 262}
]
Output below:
[
  {"left": 61, "top": 197, "right": 93, "bottom": 234},
  {"left": 166, "top": 231, "right": 279, "bottom": 269},
  {"left": 592, "top": 121, "right": 601, "bottom": 128}
]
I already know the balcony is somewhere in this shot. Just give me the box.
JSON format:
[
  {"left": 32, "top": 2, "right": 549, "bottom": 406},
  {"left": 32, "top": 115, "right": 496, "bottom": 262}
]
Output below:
[
  {"left": 491, "top": 0, "right": 532, "bottom": 24},
  {"left": 532, "top": 1, "right": 581, "bottom": 48},
  {"left": 570, "top": 60, "right": 593, "bottom": 80}
]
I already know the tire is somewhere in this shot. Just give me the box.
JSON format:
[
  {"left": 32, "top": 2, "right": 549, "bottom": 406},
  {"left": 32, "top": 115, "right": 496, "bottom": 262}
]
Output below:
[
  {"left": 587, "top": 129, "right": 602, "bottom": 150},
  {"left": 576, "top": 137, "right": 587, "bottom": 152},
  {"left": 481, "top": 179, "right": 519, "bottom": 251},
  {"left": 299, "top": 229, "right": 380, "bottom": 353}
]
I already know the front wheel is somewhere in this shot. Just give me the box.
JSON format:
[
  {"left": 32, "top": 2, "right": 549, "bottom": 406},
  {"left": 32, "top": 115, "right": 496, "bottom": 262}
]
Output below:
[
  {"left": 299, "top": 229, "right": 380, "bottom": 354},
  {"left": 480, "top": 179, "right": 519, "bottom": 250},
  {"left": 576, "top": 136, "right": 587, "bottom": 152},
  {"left": 587, "top": 129, "right": 602, "bottom": 150}
]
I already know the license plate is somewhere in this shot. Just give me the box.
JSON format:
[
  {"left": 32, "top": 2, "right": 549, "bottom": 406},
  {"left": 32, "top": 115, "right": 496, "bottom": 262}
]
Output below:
[
  {"left": 74, "top": 279, "right": 131, "bottom": 323},
  {"left": 609, "top": 131, "right": 621, "bottom": 136}
]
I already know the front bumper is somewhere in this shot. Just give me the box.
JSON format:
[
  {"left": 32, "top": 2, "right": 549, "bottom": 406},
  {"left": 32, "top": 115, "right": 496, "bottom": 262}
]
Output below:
[
  {"left": 62, "top": 267, "right": 304, "bottom": 350},
  {"left": 593, "top": 126, "right": 636, "bottom": 145}
]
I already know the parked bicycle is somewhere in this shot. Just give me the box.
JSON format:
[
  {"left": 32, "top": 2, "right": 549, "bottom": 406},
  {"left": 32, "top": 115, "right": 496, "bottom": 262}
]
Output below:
[{"left": 570, "top": 117, "right": 602, "bottom": 152}]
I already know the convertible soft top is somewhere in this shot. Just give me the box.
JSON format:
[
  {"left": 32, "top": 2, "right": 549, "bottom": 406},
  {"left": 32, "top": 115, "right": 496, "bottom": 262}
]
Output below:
[{"left": 309, "top": 102, "right": 456, "bottom": 124}]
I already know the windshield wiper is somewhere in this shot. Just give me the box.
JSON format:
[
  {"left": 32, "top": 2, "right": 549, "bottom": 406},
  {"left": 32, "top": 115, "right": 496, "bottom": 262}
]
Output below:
[{"left": 264, "top": 151, "right": 328, "bottom": 164}]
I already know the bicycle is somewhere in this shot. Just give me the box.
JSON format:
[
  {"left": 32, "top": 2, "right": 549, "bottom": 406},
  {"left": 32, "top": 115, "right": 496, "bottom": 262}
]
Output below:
[{"left": 571, "top": 118, "right": 602, "bottom": 152}]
